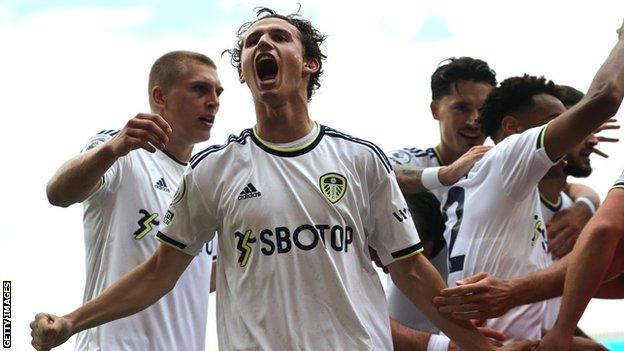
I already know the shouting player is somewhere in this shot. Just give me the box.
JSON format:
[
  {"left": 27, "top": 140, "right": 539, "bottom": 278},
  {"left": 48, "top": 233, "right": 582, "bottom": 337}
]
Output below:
[{"left": 31, "top": 8, "right": 534, "bottom": 351}]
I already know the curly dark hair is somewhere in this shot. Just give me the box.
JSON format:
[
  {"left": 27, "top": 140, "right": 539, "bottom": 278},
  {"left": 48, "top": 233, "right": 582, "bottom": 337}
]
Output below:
[
  {"left": 431, "top": 57, "right": 497, "bottom": 100},
  {"left": 224, "top": 7, "right": 327, "bottom": 101},
  {"left": 557, "top": 85, "right": 584, "bottom": 107},
  {"left": 479, "top": 74, "right": 560, "bottom": 140}
]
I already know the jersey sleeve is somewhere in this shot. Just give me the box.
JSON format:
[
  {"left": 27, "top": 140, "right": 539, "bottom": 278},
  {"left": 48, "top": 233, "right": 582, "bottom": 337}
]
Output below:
[
  {"left": 367, "top": 154, "right": 423, "bottom": 266},
  {"left": 157, "top": 167, "right": 218, "bottom": 256},
  {"left": 82, "top": 131, "right": 123, "bottom": 199},
  {"left": 612, "top": 169, "right": 624, "bottom": 190},
  {"left": 386, "top": 148, "right": 435, "bottom": 167},
  {"left": 493, "top": 125, "right": 556, "bottom": 201}
]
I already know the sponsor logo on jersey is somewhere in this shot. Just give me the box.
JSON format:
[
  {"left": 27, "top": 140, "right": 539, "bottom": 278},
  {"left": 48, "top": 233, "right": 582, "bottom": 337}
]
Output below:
[
  {"left": 532, "top": 215, "right": 547, "bottom": 251},
  {"left": 134, "top": 209, "right": 160, "bottom": 240},
  {"left": 154, "top": 178, "right": 170, "bottom": 193},
  {"left": 392, "top": 207, "right": 410, "bottom": 222},
  {"left": 234, "top": 224, "right": 354, "bottom": 267},
  {"left": 237, "top": 183, "right": 261, "bottom": 200},
  {"left": 319, "top": 173, "right": 347, "bottom": 204},
  {"left": 388, "top": 150, "right": 412, "bottom": 165},
  {"left": 163, "top": 210, "right": 174, "bottom": 225}
]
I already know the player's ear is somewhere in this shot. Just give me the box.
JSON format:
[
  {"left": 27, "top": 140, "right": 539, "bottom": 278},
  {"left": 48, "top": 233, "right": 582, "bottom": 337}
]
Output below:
[
  {"left": 238, "top": 68, "right": 245, "bottom": 84},
  {"left": 151, "top": 86, "right": 166, "bottom": 108},
  {"left": 303, "top": 58, "right": 320, "bottom": 76},
  {"left": 500, "top": 115, "right": 521, "bottom": 137},
  {"left": 430, "top": 101, "right": 439, "bottom": 121}
]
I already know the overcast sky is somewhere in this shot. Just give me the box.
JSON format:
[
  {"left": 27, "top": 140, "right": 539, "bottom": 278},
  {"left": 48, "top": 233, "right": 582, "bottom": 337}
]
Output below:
[{"left": 2, "top": 1, "right": 624, "bottom": 350}]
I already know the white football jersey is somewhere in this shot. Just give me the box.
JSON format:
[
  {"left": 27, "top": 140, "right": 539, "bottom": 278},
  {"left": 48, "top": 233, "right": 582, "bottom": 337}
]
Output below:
[
  {"left": 385, "top": 146, "right": 448, "bottom": 333},
  {"left": 539, "top": 190, "right": 572, "bottom": 330},
  {"left": 158, "top": 124, "right": 423, "bottom": 351},
  {"left": 613, "top": 170, "right": 624, "bottom": 189},
  {"left": 76, "top": 130, "right": 214, "bottom": 351},
  {"left": 386, "top": 147, "right": 446, "bottom": 201},
  {"left": 540, "top": 191, "right": 573, "bottom": 224},
  {"left": 441, "top": 126, "right": 554, "bottom": 341}
]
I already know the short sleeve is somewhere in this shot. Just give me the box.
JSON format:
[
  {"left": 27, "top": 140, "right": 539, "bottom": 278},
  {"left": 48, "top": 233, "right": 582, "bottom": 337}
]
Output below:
[
  {"left": 612, "top": 170, "right": 624, "bottom": 190},
  {"left": 82, "top": 131, "right": 122, "bottom": 199},
  {"left": 367, "top": 157, "right": 423, "bottom": 266},
  {"left": 494, "top": 126, "right": 556, "bottom": 201},
  {"left": 157, "top": 168, "right": 218, "bottom": 256},
  {"left": 386, "top": 148, "right": 435, "bottom": 167}
]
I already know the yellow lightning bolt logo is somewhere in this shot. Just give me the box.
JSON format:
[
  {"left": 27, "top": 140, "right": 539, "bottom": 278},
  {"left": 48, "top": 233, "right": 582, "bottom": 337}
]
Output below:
[
  {"left": 134, "top": 209, "right": 160, "bottom": 240},
  {"left": 235, "top": 229, "right": 255, "bottom": 267}
]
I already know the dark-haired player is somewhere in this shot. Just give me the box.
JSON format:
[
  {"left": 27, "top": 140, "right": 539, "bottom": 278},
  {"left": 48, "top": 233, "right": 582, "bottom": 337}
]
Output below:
[
  {"left": 40, "top": 51, "right": 221, "bottom": 350},
  {"left": 536, "top": 171, "right": 624, "bottom": 350},
  {"left": 386, "top": 57, "right": 497, "bottom": 349},
  {"left": 30, "top": 8, "right": 534, "bottom": 351},
  {"left": 538, "top": 85, "right": 619, "bottom": 333},
  {"left": 431, "top": 19, "right": 624, "bottom": 341}
]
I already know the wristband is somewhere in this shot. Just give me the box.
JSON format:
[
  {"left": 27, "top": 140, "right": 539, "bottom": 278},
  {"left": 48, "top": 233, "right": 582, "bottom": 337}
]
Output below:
[
  {"left": 427, "top": 334, "right": 451, "bottom": 351},
  {"left": 422, "top": 167, "right": 444, "bottom": 190},
  {"left": 575, "top": 197, "right": 597, "bottom": 214}
]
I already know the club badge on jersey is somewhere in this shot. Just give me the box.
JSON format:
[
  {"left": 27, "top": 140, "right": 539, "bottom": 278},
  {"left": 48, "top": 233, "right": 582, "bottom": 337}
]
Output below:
[{"left": 319, "top": 172, "right": 347, "bottom": 204}]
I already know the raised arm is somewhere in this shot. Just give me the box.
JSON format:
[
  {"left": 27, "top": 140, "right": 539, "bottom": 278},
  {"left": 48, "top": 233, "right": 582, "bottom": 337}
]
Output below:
[
  {"left": 543, "top": 20, "right": 624, "bottom": 161},
  {"left": 46, "top": 113, "right": 171, "bottom": 207},
  {"left": 537, "top": 187, "right": 624, "bottom": 350},
  {"left": 30, "top": 244, "right": 193, "bottom": 351}
]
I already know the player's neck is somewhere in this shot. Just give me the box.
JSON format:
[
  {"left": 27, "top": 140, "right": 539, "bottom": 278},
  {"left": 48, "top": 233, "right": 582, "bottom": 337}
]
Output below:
[
  {"left": 538, "top": 176, "right": 567, "bottom": 203},
  {"left": 434, "top": 143, "right": 460, "bottom": 166},
  {"left": 254, "top": 96, "right": 313, "bottom": 143},
  {"left": 163, "top": 134, "right": 193, "bottom": 163}
]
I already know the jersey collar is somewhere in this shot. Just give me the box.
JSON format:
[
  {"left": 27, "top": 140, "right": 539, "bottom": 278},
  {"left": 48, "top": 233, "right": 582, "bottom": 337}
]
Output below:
[
  {"left": 160, "top": 149, "right": 188, "bottom": 166},
  {"left": 250, "top": 123, "right": 325, "bottom": 157}
]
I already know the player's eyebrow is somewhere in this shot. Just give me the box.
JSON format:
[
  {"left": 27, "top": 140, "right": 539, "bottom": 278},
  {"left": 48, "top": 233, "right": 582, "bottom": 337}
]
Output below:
[{"left": 244, "top": 27, "right": 294, "bottom": 46}]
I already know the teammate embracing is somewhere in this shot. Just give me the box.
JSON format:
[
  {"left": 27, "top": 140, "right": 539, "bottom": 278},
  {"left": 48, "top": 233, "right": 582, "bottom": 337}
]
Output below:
[
  {"left": 31, "top": 8, "right": 534, "bottom": 351},
  {"left": 432, "top": 17, "right": 624, "bottom": 342},
  {"left": 386, "top": 57, "right": 498, "bottom": 350},
  {"left": 40, "top": 51, "right": 221, "bottom": 351}
]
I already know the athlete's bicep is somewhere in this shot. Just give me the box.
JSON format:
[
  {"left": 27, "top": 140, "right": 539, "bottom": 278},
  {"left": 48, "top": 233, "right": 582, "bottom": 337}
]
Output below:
[{"left": 150, "top": 244, "right": 195, "bottom": 283}]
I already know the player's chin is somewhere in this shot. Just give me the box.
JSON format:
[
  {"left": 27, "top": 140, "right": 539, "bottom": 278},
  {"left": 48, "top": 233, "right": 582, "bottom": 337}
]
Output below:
[
  {"left": 192, "top": 130, "right": 212, "bottom": 143},
  {"left": 460, "top": 136, "right": 485, "bottom": 148}
]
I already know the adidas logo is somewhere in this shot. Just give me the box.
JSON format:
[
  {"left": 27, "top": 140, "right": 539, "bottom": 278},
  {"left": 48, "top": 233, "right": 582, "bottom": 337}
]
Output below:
[
  {"left": 154, "top": 178, "right": 170, "bottom": 193},
  {"left": 237, "top": 183, "right": 261, "bottom": 200}
]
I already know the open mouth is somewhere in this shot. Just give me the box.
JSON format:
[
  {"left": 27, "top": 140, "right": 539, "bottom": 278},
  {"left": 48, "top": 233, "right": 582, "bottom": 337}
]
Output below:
[{"left": 255, "top": 54, "right": 278, "bottom": 82}]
